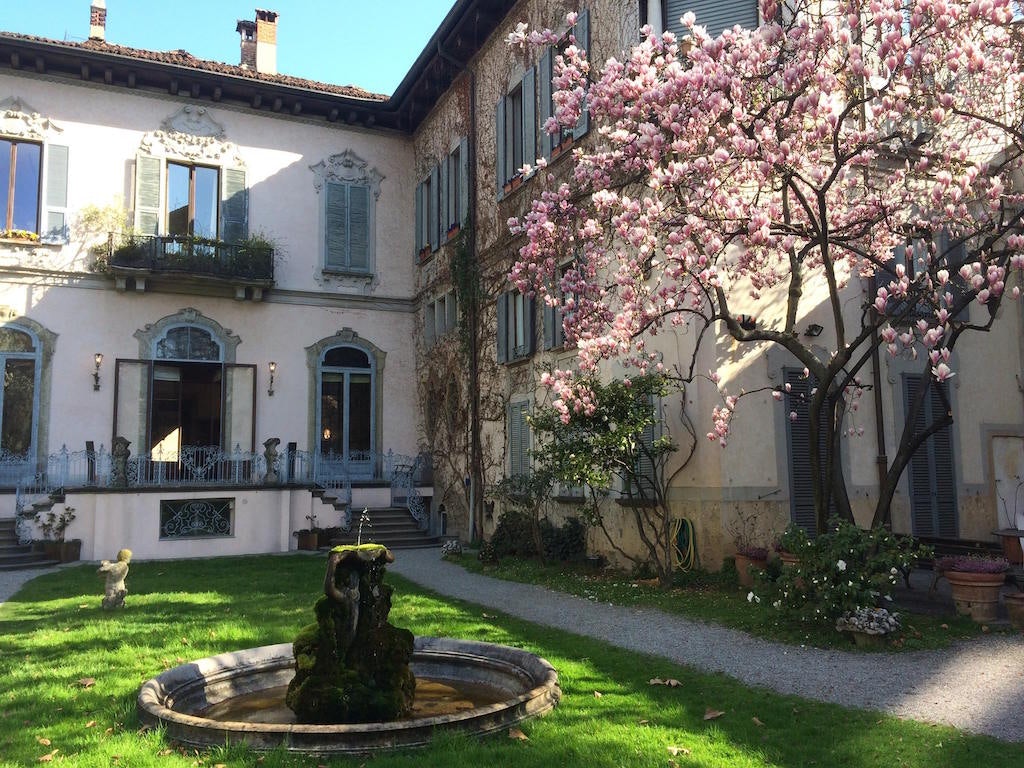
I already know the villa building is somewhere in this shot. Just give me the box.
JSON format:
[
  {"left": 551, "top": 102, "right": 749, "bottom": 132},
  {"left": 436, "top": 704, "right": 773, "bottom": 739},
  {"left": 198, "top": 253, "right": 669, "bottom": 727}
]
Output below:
[{"left": 0, "top": 0, "right": 1020, "bottom": 568}]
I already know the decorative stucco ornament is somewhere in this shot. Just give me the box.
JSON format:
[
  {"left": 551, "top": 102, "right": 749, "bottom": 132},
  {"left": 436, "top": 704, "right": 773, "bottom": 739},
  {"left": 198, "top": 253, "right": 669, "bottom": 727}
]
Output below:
[
  {"left": 139, "top": 105, "right": 245, "bottom": 166},
  {"left": 0, "top": 96, "right": 63, "bottom": 139}
]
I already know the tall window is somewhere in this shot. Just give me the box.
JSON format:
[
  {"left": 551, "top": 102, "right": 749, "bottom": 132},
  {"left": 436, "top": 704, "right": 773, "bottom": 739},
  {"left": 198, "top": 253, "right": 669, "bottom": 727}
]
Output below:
[
  {"left": 415, "top": 137, "right": 469, "bottom": 258},
  {"left": 0, "top": 326, "right": 40, "bottom": 458},
  {"left": 497, "top": 291, "right": 535, "bottom": 362},
  {"left": 508, "top": 400, "right": 531, "bottom": 478},
  {"left": 903, "top": 374, "right": 957, "bottom": 537},
  {"left": 319, "top": 345, "right": 375, "bottom": 467},
  {"left": 0, "top": 139, "right": 41, "bottom": 233},
  {"left": 325, "top": 181, "right": 370, "bottom": 271},
  {"left": 166, "top": 162, "right": 219, "bottom": 238},
  {"left": 496, "top": 69, "right": 536, "bottom": 198},
  {"left": 539, "top": 10, "right": 590, "bottom": 160}
]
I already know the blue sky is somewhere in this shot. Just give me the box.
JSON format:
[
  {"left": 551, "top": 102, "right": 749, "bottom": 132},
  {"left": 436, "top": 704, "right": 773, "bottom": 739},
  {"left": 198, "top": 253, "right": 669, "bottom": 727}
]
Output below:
[{"left": 1, "top": 1, "right": 456, "bottom": 95}]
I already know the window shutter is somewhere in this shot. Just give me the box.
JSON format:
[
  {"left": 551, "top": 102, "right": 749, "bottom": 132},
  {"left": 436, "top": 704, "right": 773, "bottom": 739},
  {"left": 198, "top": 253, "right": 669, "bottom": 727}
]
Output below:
[
  {"left": 543, "top": 300, "right": 556, "bottom": 350},
  {"left": 496, "top": 292, "right": 509, "bottom": 362},
  {"left": 42, "top": 144, "right": 69, "bottom": 243},
  {"left": 113, "top": 359, "right": 153, "bottom": 452},
  {"left": 134, "top": 154, "right": 162, "bottom": 235},
  {"left": 633, "top": 396, "right": 658, "bottom": 495},
  {"left": 439, "top": 156, "right": 450, "bottom": 239},
  {"left": 223, "top": 364, "right": 256, "bottom": 453},
  {"left": 414, "top": 180, "right": 424, "bottom": 255},
  {"left": 526, "top": 296, "right": 537, "bottom": 354},
  {"left": 429, "top": 164, "right": 440, "bottom": 252},
  {"left": 220, "top": 168, "right": 248, "bottom": 244},
  {"left": 509, "top": 402, "right": 530, "bottom": 477},
  {"left": 571, "top": 10, "right": 590, "bottom": 140},
  {"left": 458, "top": 135, "right": 469, "bottom": 226},
  {"left": 522, "top": 66, "right": 537, "bottom": 171},
  {"left": 424, "top": 300, "right": 436, "bottom": 347},
  {"left": 904, "top": 374, "right": 958, "bottom": 537},
  {"left": 539, "top": 48, "right": 554, "bottom": 159},
  {"left": 446, "top": 292, "right": 458, "bottom": 330},
  {"left": 324, "top": 181, "right": 348, "bottom": 269},
  {"left": 495, "top": 97, "right": 506, "bottom": 199},
  {"left": 349, "top": 184, "right": 369, "bottom": 270},
  {"left": 784, "top": 369, "right": 826, "bottom": 536},
  {"left": 666, "top": 1, "right": 758, "bottom": 39}
]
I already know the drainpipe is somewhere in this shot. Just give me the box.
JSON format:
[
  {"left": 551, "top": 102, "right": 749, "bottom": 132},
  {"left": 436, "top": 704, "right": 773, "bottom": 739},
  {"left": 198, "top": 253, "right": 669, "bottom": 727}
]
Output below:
[
  {"left": 870, "top": 326, "right": 889, "bottom": 526},
  {"left": 437, "top": 39, "right": 483, "bottom": 544}
]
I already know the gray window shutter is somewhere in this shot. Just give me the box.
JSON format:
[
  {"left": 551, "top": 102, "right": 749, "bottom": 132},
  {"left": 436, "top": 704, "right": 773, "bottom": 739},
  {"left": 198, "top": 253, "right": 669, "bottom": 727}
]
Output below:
[
  {"left": 666, "top": 1, "right": 759, "bottom": 39},
  {"left": 113, "top": 359, "right": 152, "bottom": 452},
  {"left": 509, "top": 402, "right": 530, "bottom": 477},
  {"left": 439, "top": 156, "right": 450, "bottom": 238},
  {"left": 42, "top": 144, "right": 69, "bottom": 243},
  {"left": 349, "top": 184, "right": 369, "bottom": 270},
  {"left": 414, "top": 180, "right": 424, "bottom": 255},
  {"left": 134, "top": 154, "right": 162, "bottom": 235},
  {"left": 571, "top": 9, "right": 590, "bottom": 140},
  {"left": 784, "top": 369, "right": 826, "bottom": 536},
  {"left": 526, "top": 296, "right": 537, "bottom": 354},
  {"left": 223, "top": 364, "right": 256, "bottom": 452},
  {"left": 429, "top": 164, "right": 440, "bottom": 252},
  {"left": 495, "top": 97, "right": 506, "bottom": 199},
  {"left": 522, "top": 66, "right": 537, "bottom": 170},
  {"left": 543, "top": 301, "right": 556, "bottom": 350},
  {"left": 324, "top": 181, "right": 347, "bottom": 269},
  {"left": 904, "top": 374, "right": 958, "bottom": 537},
  {"left": 539, "top": 48, "right": 554, "bottom": 159},
  {"left": 634, "top": 397, "right": 658, "bottom": 495},
  {"left": 458, "top": 135, "right": 470, "bottom": 226},
  {"left": 496, "top": 292, "right": 509, "bottom": 362},
  {"left": 220, "top": 168, "right": 248, "bottom": 244}
]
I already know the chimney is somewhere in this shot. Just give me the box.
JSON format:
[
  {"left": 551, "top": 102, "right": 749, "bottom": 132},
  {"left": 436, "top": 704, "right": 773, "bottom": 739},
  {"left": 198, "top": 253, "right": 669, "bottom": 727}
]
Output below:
[
  {"left": 255, "top": 9, "right": 279, "bottom": 75},
  {"left": 89, "top": 0, "right": 107, "bottom": 41},
  {"left": 236, "top": 19, "right": 257, "bottom": 69}
]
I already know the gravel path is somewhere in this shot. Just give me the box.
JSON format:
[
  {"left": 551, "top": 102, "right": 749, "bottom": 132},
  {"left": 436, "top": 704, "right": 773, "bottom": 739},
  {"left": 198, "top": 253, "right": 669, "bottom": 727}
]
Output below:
[
  {"left": 3, "top": 555, "right": 1022, "bottom": 742},
  {"left": 388, "top": 548, "right": 1024, "bottom": 743}
]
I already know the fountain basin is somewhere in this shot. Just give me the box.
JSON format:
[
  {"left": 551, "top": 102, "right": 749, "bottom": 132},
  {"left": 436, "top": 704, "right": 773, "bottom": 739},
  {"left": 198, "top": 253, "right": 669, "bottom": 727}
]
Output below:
[{"left": 137, "top": 636, "right": 560, "bottom": 754}]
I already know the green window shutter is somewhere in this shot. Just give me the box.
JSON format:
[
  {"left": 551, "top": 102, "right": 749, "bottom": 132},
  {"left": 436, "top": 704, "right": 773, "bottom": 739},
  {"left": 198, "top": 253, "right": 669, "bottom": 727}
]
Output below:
[
  {"left": 522, "top": 66, "right": 537, "bottom": 171},
  {"left": 324, "top": 181, "right": 348, "bottom": 269},
  {"left": 414, "top": 180, "right": 424, "bottom": 255},
  {"left": 220, "top": 168, "right": 248, "bottom": 244},
  {"left": 349, "top": 184, "right": 369, "bottom": 270},
  {"left": 634, "top": 396, "right": 658, "bottom": 496},
  {"left": 429, "top": 164, "right": 440, "bottom": 252},
  {"left": 134, "top": 154, "right": 162, "bottom": 235},
  {"left": 439, "top": 156, "right": 450, "bottom": 239},
  {"left": 904, "top": 374, "right": 958, "bottom": 537},
  {"left": 42, "top": 144, "right": 69, "bottom": 243},
  {"left": 666, "top": 1, "right": 759, "bottom": 39},
  {"left": 784, "top": 369, "right": 826, "bottom": 536},
  {"left": 539, "top": 48, "right": 554, "bottom": 159},
  {"left": 571, "top": 10, "right": 590, "bottom": 140},
  {"left": 509, "top": 402, "right": 530, "bottom": 478},
  {"left": 458, "top": 135, "right": 469, "bottom": 226},
  {"left": 496, "top": 292, "right": 509, "bottom": 363},
  {"left": 543, "top": 300, "right": 556, "bottom": 350},
  {"left": 526, "top": 296, "right": 537, "bottom": 355},
  {"left": 495, "top": 97, "right": 506, "bottom": 199}
]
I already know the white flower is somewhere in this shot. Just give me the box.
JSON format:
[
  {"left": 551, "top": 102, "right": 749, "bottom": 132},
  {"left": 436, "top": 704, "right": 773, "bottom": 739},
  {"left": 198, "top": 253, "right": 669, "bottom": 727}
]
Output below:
[
  {"left": 837, "top": 559, "right": 847, "bottom": 572},
  {"left": 747, "top": 591, "right": 755, "bottom": 602},
  {"left": 890, "top": 566, "right": 898, "bottom": 575}
]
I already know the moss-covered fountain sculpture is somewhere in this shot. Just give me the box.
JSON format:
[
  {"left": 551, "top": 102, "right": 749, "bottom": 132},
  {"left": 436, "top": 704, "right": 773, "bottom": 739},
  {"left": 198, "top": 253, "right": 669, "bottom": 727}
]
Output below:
[
  {"left": 287, "top": 544, "right": 415, "bottom": 723},
  {"left": 137, "top": 546, "right": 560, "bottom": 754}
]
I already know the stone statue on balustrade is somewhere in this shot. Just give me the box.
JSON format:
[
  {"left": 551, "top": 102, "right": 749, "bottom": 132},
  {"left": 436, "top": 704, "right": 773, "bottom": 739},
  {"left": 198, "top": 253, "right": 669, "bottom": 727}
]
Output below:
[{"left": 98, "top": 548, "right": 132, "bottom": 609}]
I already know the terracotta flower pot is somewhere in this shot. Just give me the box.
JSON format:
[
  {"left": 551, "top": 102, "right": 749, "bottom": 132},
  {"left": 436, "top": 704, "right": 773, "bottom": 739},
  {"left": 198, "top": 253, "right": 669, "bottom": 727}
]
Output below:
[
  {"left": 294, "top": 531, "right": 318, "bottom": 551},
  {"left": 60, "top": 539, "right": 82, "bottom": 563},
  {"left": 778, "top": 550, "right": 801, "bottom": 567},
  {"left": 945, "top": 570, "right": 1006, "bottom": 622},
  {"left": 1004, "top": 592, "right": 1024, "bottom": 631},
  {"left": 734, "top": 553, "right": 767, "bottom": 587}
]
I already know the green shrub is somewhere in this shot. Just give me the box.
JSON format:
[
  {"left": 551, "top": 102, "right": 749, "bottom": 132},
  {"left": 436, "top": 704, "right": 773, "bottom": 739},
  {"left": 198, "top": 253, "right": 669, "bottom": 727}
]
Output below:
[
  {"left": 490, "top": 509, "right": 538, "bottom": 558},
  {"left": 756, "top": 518, "right": 930, "bottom": 626},
  {"left": 542, "top": 516, "right": 587, "bottom": 562}
]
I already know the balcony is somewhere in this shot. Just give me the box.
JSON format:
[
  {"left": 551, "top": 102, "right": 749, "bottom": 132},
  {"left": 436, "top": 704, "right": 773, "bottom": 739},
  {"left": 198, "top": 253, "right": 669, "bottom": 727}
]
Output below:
[{"left": 104, "top": 233, "right": 275, "bottom": 300}]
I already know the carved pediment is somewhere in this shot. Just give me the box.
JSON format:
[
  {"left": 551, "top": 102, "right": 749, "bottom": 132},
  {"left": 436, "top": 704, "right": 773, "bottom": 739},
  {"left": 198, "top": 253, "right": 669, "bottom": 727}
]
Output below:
[
  {"left": 309, "top": 149, "right": 384, "bottom": 198},
  {"left": 0, "top": 97, "right": 63, "bottom": 140},
  {"left": 139, "top": 105, "right": 244, "bottom": 166}
]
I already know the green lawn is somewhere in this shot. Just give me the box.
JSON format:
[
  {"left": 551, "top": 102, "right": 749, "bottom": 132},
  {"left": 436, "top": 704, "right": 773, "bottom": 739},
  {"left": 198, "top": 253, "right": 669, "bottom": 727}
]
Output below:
[
  {"left": 457, "top": 555, "right": 986, "bottom": 650},
  {"left": 0, "top": 554, "right": 1018, "bottom": 767}
]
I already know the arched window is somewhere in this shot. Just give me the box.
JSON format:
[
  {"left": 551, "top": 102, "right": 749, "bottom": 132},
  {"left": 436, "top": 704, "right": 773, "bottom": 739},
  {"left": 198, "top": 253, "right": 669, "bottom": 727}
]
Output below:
[
  {"left": 0, "top": 325, "right": 41, "bottom": 458},
  {"left": 318, "top": 344, "right": 375, "bottom": 473}
]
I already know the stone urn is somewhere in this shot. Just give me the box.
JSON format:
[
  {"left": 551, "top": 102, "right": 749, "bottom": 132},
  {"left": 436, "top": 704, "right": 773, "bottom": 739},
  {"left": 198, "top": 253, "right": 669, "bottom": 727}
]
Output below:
[
  {"left": 734, "top": 549, "right": 767, "bottom": 588},
  {"left": 944, "top": 569, "right": 1006, "bottom": 623},
  {"left": 1004, "top": 591, "right": 1024, "bottom": 631}
]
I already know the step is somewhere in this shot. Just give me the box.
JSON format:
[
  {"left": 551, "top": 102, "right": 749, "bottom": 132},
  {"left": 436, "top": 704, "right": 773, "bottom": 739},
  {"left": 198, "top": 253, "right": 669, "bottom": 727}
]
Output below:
[
  {"left": 0, "top": 551, "right": 60, "bottom": 568},
  {"left": 0, "top": 558, "right": 59, "bottom": 572}
]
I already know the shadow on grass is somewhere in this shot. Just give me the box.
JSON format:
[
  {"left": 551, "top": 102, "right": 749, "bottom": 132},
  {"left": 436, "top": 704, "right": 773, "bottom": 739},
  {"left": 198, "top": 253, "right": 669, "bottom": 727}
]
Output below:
[{"left": 0, "top": 556, "right": 1019, "bottom": 768}]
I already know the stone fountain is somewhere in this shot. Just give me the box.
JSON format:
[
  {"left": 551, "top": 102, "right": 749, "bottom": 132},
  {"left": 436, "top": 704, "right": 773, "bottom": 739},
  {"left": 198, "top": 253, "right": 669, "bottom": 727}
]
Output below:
[{"left": 137, "top": 545, "right": 560, "bottom": 754}]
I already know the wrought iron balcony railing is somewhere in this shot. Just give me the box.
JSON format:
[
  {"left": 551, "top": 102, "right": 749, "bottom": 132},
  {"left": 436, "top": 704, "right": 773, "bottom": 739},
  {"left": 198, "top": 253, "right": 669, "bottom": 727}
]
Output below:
[{"left": 105, "top": 233, "right": 274, "bottom": 282}]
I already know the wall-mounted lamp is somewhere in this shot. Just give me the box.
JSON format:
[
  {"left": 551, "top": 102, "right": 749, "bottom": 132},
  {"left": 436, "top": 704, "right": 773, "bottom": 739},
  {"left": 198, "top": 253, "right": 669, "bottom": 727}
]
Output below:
[
  {"left": 92, "top": 353, "right": 103, "bottom": 391},
  {"left": 267, "top": 361, "right": 277, "bottom": 396},
  {"left": 804, "top": 323, "right": 824, "bottom": 338}
]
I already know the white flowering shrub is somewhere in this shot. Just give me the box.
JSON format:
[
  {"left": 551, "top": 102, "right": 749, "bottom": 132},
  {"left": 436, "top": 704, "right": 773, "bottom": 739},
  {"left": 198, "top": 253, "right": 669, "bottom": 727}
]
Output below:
[
  {"left": 440, "top": 539, "right": 463, "bottom": 559},
  {"left": 756, "top": 518, "right": 931, "bottom": 626}
]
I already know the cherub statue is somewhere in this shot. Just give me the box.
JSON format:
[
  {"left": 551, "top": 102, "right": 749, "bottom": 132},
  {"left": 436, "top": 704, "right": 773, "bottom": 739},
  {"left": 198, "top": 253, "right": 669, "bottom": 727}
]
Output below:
[{"left": 98, "top": 548, "right": 132, "bottom": 609}]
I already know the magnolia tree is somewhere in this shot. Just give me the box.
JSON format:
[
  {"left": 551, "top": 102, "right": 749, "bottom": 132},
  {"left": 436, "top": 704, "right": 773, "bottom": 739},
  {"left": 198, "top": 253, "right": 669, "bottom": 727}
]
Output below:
[{"left": 509, "top": 0, "right": 1024, "bottom": 533}]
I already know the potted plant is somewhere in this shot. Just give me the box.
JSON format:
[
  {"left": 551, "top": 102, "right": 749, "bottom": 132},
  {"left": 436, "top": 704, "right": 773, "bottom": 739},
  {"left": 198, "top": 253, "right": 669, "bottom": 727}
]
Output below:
[
  {"left": 319, "top": 525, "right": 342, "bottom": 550},
  {"left": 776, "top": 524, "right": 811, "bottom": 566},
  {"left": 35, "top": 506, "right": 80, "bottom": 562},
  {"left": 728, "top": 509, "right": 770, "bottom": 587},
  {"left": 937, "top": 554, "right": 1010, "bottom": 623},
  {"left": 293, "top": 512, "right": 320, "bottom": 551},
  {"left": 836, "top": 607, "right": 900, "bottom": 649}
]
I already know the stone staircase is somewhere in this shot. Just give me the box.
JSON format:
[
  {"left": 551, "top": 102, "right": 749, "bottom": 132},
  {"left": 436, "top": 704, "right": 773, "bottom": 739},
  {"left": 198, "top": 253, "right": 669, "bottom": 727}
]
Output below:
[
  {"left": 0, "top": 516, "right": 59, "bottom": 571},
  {"left": 308, "top": 494, "right": 439, "bottom": 549}
]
